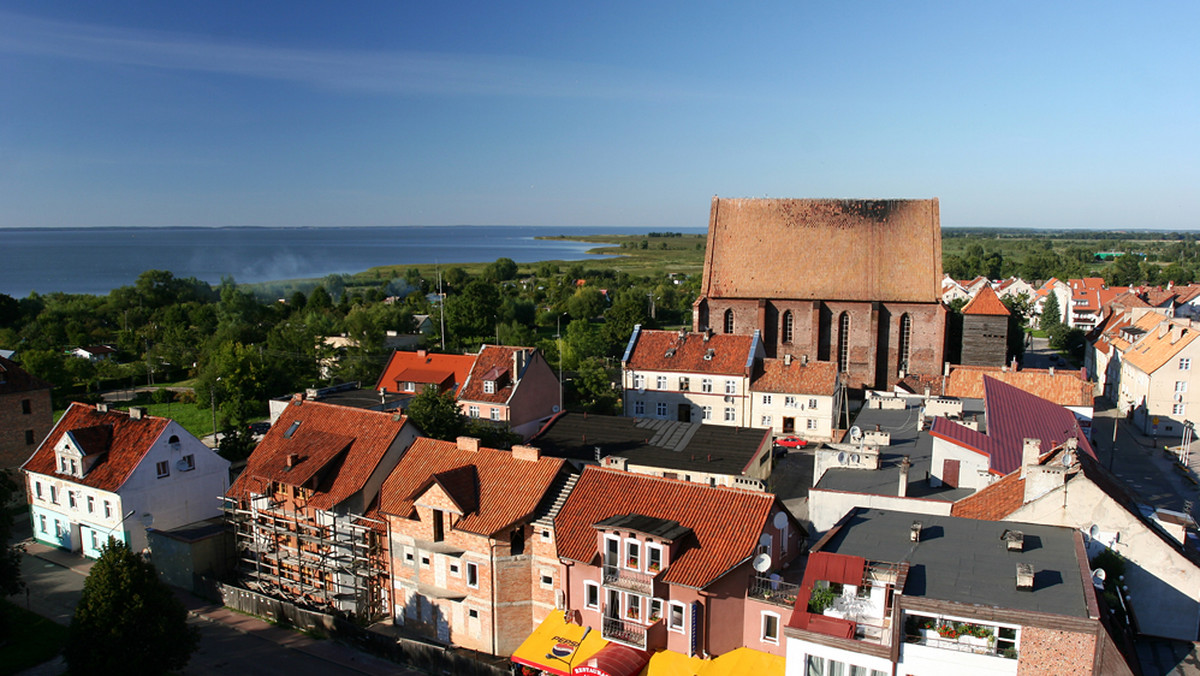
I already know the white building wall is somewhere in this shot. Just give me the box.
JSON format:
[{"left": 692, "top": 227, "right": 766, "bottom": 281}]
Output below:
[
  {"left": 807, "top": 490, "right": 953, "bottom": 534},
  {"left": 898, "top": 642, "right": 1018, "bottom": 676},
  {"left": 784, "top": 636, "right": 893, "bottom": 676},
  {"left": 749, "top": 391, "right": 837, "bottom": 441},
  {"left": 622, "top": 367, "right": 751, "bottom": 427},
  {"left": 929, "top": 437, "right": 993, "bottom": 490}
]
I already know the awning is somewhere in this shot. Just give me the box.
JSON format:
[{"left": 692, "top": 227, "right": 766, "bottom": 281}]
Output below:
[
  {"left": 512, "top": 613, "right": 609, "bottom": 676},
  {"left": 573, "top": 642, "right": 650, "bottom": 676},
  {"left": 698, "top": 648, "right": 785, "bottom": 676},
  {"left": 640, "top": 649, "right": 706, "bottom": 676}
]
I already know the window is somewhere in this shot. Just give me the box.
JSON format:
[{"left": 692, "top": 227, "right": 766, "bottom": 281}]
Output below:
[
  {"left": 634, "top": 401, "right": 645, "bottom": 415},
  {"left": 402, "top": 381, "right": 415, "bottom": 392},
  {"left": 807, "top": 418, "right": 818, "bottom": 430},
  {"left": 898, "top": 313, "right": 912, "bottom": 375},
  {"left": 624, "top": 594, "right": 641, "bottom": 621},
  {"left": 104, "top": 501, "right": 112, "bottom": 519},
  {"left": 656, "top": 402, "right": 668, "bottom": 417},
  {"left": 656, "top": 376, "right": 667, "bottom": 389},
  {"left": 762, "top": 394, "right": 772, "bottom": 405},
  {"left": 484, "top": 380, "right": 495, "bottom": 394},
  {"left": 87, "top": 496, "right": 94, "bottom": 513},
  {"left": 180, "top": 454, "right": 195, "bottom": 471},
  {"left": 420, "top": 555, "right": 430, "bottom": 568},
  {"left": 725, "top": 380, "right": 737, "bottom": 395},
  {"left": 633, "top": 374, "right": 646, "bottom": 389},
  {"left": 646, "top": 544, "right": 663, "bottom": 573},
  {"left": 724, "top": 407, "right": 735, "bottom": 422},
  {"left": 1177, "top": 381, "right": 1189, "bottom": 393},
  {"left": 1174, "top": 404, "right": 1186, "bottom": 416},
  {"left": 1182, "top": 358, "right": 1192, "bottom": 371},
  {"left": 466, "top": 562, "right": 479, "bottom": 588},
  {"left": 25, "top": 430, "right": 35, "bottom": 445},
  {"left": 468, "top": 405, "right": 479, "bottom": 418},
  {"left": 39, "top": 515, "right": 47, "bottom": 533},
  {"left": 809, "top": 398, "right": 818, "bottom": 409},
  {"left": 50, "top": 486, "right": 58, "bottom": 504},
  {"left": 21, "top": 399, "right": 32, "bottom": 414},
  {"left": 35, "top": 482, "right": 42, "bottom": 499},
  {"left": 584, "top": 581, "right": 600, "bottom": 610},
  {"left": 403, "top": 548, "right": 415, "bottom": 566},
  {"left": 449, "top": 562, "right": 460, "bottom": 576},
  {"left": 678, "top": 377, "right": 690, "bottom": 391},
  {"left": 90, "top": 531, "right": 99, "bottom": 550},
  {"left": 68, "top": 491, "right": 77, "bottom": 509},
  {"left": 156, "top": 461, "right": 170, "bottom": 478},
  {"left": 701, "top": 379, "right": 713, "bottom": 393},
  {"left": 781, "top": 311, "right": 793, "bottom": 344},
  {"left": 625, "top": 540, "right": 640, "bottom": 570},
  {"left": 490, "top": 408, "right": 501, "bottom": 421},
  {"left": 784, "top": 396, "right": 797, "bottom": 408},
  {"left": 723, "top": 309, "right": 734, "bottom": 334},
  {"left": 540, "top": 574, "right": 553, "bottom": 588},
  {"left": 761, "top": 415, "right": 772, "bottom": 426},
  {"left": 60, "top": 458, "right": 69, "bottom": 473},
  {"left": 668, "top": 602, "right": 686, "bottom": 632},
  {"left": 761, "top": 612, "right": 780, "bottom": 644},
  {"left": 701, "top": 406, "right": 711, "bottom": 420},
  {"left": 837, "top": 312, "right": 850, "bottom": 373},
  {"left": 432, "top": 509, "right": 445, "bottom": 542}
]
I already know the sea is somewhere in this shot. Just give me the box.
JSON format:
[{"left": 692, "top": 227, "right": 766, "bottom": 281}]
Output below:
[{"left": 0, "top": 225, "right": 705, "bottom": 297}]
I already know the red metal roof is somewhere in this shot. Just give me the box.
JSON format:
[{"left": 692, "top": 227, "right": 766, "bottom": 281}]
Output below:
[
  {"left": 374, "top": 350, "right": 475, "bottom": 395},
  {"left": 375, "top": 437, "right": 564, "bottom": 537},
  {"left": 22, "top": 403, "right": 170, "bottom": 492},
  {"left": 554, "top": 466, "right": 775, "bottom": 589},
  {"left": 786, "top": 551, "right": 866, "bottom": 637}
]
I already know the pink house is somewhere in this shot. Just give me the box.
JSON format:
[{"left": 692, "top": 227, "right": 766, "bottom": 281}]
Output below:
[
  {"left": 528, "top": 466, "right": 803, "bottom": 673},
  {"left": 458, "top": 345, "right": 561, "bottom": 439}
]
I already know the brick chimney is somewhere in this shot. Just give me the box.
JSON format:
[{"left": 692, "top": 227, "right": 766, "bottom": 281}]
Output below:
[
  {"left": 898, "top": 455, "right": 910, "bottom": 498},
  {"left": 286, "top": 453, "right": 299, "bottom": 468},
  {"left": 457, "top": 437, "right": 480, "bottom": 453},
  {"left": 512, "top": 445, "right": 540, "bottom": 462}
]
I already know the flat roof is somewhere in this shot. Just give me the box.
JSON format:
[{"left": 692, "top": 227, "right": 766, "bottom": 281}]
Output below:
[
  {"left": 814, "top": 397, "right": 980, "bottom": 502},
  {"left": 529, "top": 413, "right": 768, "bottom": 476},
  {"left": 821, "top": 508, "right": 1090, "bottom": 618}
]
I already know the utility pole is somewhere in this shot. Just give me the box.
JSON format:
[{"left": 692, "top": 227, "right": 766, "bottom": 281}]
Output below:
[{"left": 557, "top": 314, "right": 564, "bottom": 412}]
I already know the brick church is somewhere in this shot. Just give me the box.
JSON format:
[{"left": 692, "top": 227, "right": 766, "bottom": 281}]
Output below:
[{"left": 692, "top": 197, "right": 946, "bottom": 391}]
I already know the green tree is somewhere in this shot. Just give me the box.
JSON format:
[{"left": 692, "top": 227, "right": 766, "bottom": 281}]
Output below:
[
  {"left": 482, "top": 257, "right": 519, "bottom": 282},
  {"left": 0, "top": 470, "right": 24, "bottom": 639},
  {"left": 405, "top": 386, "right": 467, "bottom": 441},
  {"left": 573, "top": 356, "right": 619, "bottom": 414},
  {"left": 444, "top": 280, "right": 501, "bottom": 345},
  {"left": 567, "top": 287, "right": 606, "bottom": 321},
  {"left": 1105, "top": 254, "right": 1144, "bottom": 287},
  {"left": 1040, "top": 292, "right": 1062, "bottom": 332},
  {"left": 601, "top": 292, "right": 648, "bottom": 356},
  {"left": 65, "top": 540, "right": 198, "bottom": 675}
]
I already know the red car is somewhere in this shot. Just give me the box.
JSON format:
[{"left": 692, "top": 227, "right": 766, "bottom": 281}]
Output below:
[{"left": 774, "top": 436, "right": 809, "bottom": 449}]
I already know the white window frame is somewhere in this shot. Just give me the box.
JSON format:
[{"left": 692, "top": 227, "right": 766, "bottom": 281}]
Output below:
[
  {"left": 1177, "top": 381, "right": 1189, "bottom": 393},
  {"left": 87, "top": 495, "right": 94, "bottom": 513},
  {"left": 584, "top": 581, "right": 600, "bottom": 611},
  {"left": 68, "top": 491, "right": 77, "bottom": 509},
  {"left": 646, "top": 542, "right": 664, "bottom": 574},
  {"left": 667, "top": 601, "right": 687, "bottom": 633},
  {"left": 701, "top": 378, "right": 713, "bottom": 393},
  {"left": 701, "top": 406, "right": 711, "bottom": 421},
  {"left": 623, "top": 593, "right": 641, "bottom": 622},
  {"left": 761, "top": 394, "right": 772, "bottom": 405},
  {"left": 809, "top": 398, "right": 819, "bottom": 409},
  {"left": 761, "top": 610, "right": 781, "bottom": 644},
  {"left": 624, "top": 538, "right": 641, "bottom": 571},
  {"left": 466, "top": 561, "right": 479, "bottom": 589},
  {"left": 784, "top": 396, "right": 797, "bottom": 408},
  {"left": 180, "top": 454, "right": 195, "bottom": 471},
  {"left": 1174, "top": 403, "right": 1186, "bottom": 415},
  {"left": 1182, "top": 358, "right": 1192, "bottom": 371},
  {"left": 156, "top": 461, "right": 170, "bottom": 478},
  {"left": 633, "top": 374, "right": 646, "bottom": 389},
  {"left": 724, "top": 407, "right": 735, "bottom": 422},
  {"left": 807, "top": 418, "right": 818, "bottom": 430},
  {"left": 104, "top": 500, "right": 112, "bottom": 519},
  {"left": 649, "top": 598, "right": 664, "bottom": 623},
  {"left": 604, "top": 534, "right": 621, "bottom": 567},
  {"left": 484, "top": 380, "right": 495, "bottom": 394},
  {"left": 678, "top": 377, "right": 690, "bottom": 391},
  {"left": 656, "top": 376, "right": 667, "bottom": 389},
  {"left": 468, "top": 405, "right": 480, "bottom": 418},
  {"left": 490, "top": 408, "right": 501, "bottom": 421},
  {"left": 35, "top": 482, "right": 42, "bottom": 500},
  {"left": 761, "top": 415, "right": 772, "bottom": 427}
]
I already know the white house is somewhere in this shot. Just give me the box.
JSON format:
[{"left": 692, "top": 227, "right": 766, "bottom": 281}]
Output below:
[{"left": 23, "top": 402, "right": 229, "bottom": 558}]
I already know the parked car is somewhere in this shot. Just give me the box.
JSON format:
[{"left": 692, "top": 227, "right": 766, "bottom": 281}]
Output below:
[
  {"left": 775, "top": 436, "right": 809, "bottom": 449},
  {"left": 248, "top": 421, "right": 271, "bottom": 435}
]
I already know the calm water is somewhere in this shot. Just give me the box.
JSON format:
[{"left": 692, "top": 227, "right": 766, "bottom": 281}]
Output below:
[{"left": 0, "top": 225, "right": 704, "bottom": 297}]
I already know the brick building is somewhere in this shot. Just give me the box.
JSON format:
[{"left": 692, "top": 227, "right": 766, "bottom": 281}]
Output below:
[
  {"left": 692, "top": 198, "right": 946, "bottom": 391},
  {"left": 0, "top": 355, "right": 53, "bottom": 469},
  {"left": 373, "top": 436, "right": 569, "bottom": 656}
]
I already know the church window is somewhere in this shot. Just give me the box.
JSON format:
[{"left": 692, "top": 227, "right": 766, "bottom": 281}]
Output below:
[
  {"left": 723, "top": 309, "right": 734, "bottom": 334},
  {"left": 898, "top": 313, "right": 912, "bottom": 375},
  {"left": 781, "top": 311, "right": 793, "bottom": 344},
  {"left": 837, "top": 313, "right": 850, "bottom": 373}
]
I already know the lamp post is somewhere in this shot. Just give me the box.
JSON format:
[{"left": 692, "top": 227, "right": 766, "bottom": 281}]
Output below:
[
  {"left": 210, "top": 376, "right": 222, "bottom": 448},
  {"left": 556, "top": 313, "right": 568, "bottom": 412}
]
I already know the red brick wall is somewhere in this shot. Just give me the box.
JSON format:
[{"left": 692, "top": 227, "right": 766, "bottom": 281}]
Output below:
[
  {"left": 0, "top": 389, "right": 53, "bottom": 469},
  {"left": 1016, "top": 626, "right": 1096, "bottom": 675}
]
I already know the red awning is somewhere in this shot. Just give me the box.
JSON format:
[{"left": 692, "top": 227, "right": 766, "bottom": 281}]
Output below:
[{"left": 572, "top": 642, "right": 650, "bottom": 676}]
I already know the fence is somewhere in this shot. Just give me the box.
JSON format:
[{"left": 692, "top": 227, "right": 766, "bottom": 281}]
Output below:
[{"left": 215, "top": 582, "right": 507, "bottom": 676}]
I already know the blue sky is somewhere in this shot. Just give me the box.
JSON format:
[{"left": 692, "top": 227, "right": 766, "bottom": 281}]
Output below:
[{"left": 1, "top": 2, "right": 1197, "bottom": 230}]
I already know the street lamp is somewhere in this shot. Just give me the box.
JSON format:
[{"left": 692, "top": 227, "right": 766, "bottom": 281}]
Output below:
[
  {"left": 556, "top": 313, "right": 568, "bottom": 412},
  {"left": 210, "top": 376, "right": 222, "bottom": 448}
]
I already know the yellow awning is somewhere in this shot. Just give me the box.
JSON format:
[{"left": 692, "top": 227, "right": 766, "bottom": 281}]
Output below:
[
  {"left": 698, "top": 647, "right": 785, "bottom": 676},
  {"left": 512, "top": 613, "right": 609, "bottom": 676},
  {"left": 639, "top": 649, "right": 707, "bottom": 676}
]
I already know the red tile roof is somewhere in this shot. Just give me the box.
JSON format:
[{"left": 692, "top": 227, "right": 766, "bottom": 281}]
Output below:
[
  {"left": 961, "top": 285, "right": 1010, "bottom": 316},
  {"left": 944, "top": 365, "right": 1092, "bottom": 407},
  {"left": 1123, "top": 323, "right": 1199, "bottom": 375},
  {"left": 929, "top": 377, "right": 1094, "bottom": 476},
  {"left": 555, "top": 466, "right": 775, "bottom": 589},
  {"left": 0, "top": 355, "right": 53, "bottom": 395},
  {"left": 624, "top": 329, "right": 754, "bottom": 376},
  {"left": 701, "top": 198, "right": 942, "bottom": 303},
  {"left": 950, "top": 470, "right": 1026, "bottom": 520},
  {"left": 228, "top": 401, "right": 410, "bottom": 511},
  {"left": 459, "top": 345, "right": 530, "bottom": 404},
  {"left": 751, "top": 358, "right": 838, "bottom": 395},
  {"left": 374, "top": 350, "right": 475, "bottom": 395},
  {"left": 22, "top": 403, "right": 170, "bottom": 492},
  {"left": 374, "top": 437, "right": 564, "bottom": 536}
]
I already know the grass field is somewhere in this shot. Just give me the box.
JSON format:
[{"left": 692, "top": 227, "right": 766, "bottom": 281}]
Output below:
[
  {"left": 55, "top": 389, "right": 219, "bottom": 440},
  {"left": 0, "top": 599, "right": 68, "bottom": 675}
]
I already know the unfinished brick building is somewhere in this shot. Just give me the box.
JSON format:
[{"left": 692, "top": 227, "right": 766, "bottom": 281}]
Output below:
[{"left": 693, "top": 198, "right": 946, "bottom": 390}]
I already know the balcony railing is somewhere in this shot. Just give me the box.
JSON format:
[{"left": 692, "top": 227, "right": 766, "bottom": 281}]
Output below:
[
  {"left": 904, "top": 630, "right": 1018, "bottom": 659},
  {"left": 602, "top": 615, "right": 647, "bottom": 650},
  {"left": 747, "top": 574, "right": 800, "bottom": 607},
  {"left": 602, "top": 563, "right": 654, "bottom": 595}
]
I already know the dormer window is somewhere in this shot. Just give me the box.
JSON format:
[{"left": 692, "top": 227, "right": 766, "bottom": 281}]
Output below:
[
  {"left": 484, "top": 380, "right": 496, "bottom": 394},
  {"left": 647, "top": 543, "right": 663, "bottom": 573}
]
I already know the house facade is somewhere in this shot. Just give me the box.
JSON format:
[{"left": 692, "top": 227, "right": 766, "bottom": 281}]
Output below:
[
  {"left": 750, "top": 356, "right": 843, "bottom": 442},
  {"left": 692, "top": 198, "right": 946, "bottom": 391},
  {"left": 223, "top": 399, "right": 419, "bottom": 620},
  {"left": 0, "top": 355, "right": 53, "bottom": 469},
  {"left": 375, "top": 436, "right": 567, "bottom": 656},
  {"left": 23, "top": 402, "right": 229, "bottom": 558},
  {"left": 1116, "top": 318, "right": 1200, "bottom": 437},
  {"left": 458, "top": 345, "right": 561, "bottom": 439}
]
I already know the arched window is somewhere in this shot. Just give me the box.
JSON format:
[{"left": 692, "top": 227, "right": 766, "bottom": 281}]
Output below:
[
  {"left": 781, "top": 311, "right": 793, "bottom": 344},
  {"left": 898, "top": 314, "right": 912, "bottom": 375},
  {"left": 837, "top": 312, "right": 850, "bottom": 373},
  {"left": 723, "top": 309, "right": 734, "bottom": 334}
]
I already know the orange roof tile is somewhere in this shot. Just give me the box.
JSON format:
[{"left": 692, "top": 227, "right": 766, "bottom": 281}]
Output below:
[
  {"left": 625, "top": 329, "right": 754, "bottom": 375},
  {"left": 22, "top": 403, "right": 170, "bottom": 492},
  {"left": 950, "top": 471, "right": 1026, "bottom": 520},
  {"left": 751, "top": 358, "right": 838, "bottom": 395},
  {"left": 1124, "top": 323, "right": 1200, "bottom": 375},
  {"left": 555, "top": 466, "right": 775, "bottom": 589},
  {"left": 961, "top": 285, "right": 1010, "bottom": 316},
  {"left": 228, "top": 401, "right": 410, "bottom": 511},
  {"left": 944, "top": 365, "right": 1092, "bottom": 407},
  {"left": 701, "top": 198, "right": 942, "bottom": 303},
  {"left": 375, "top": 437, "right": 564, "bottom": 536},
  {"left": 459, "top": 345, "right": 531, "bottom": 404},
  {"left": 374, "top": 350, "right": 475, "bottom": 395}
]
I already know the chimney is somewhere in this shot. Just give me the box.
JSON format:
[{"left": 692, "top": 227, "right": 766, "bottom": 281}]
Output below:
[
  {"left": 96, "top": 402, "right": 109, "bottom": 413},
  {"left": 898, "top": 456, "right": 911, "bottom": 498},
  {"left": 1021, "top": 438, "right": 1041, "bottom": 478},
  {"left": 784, "top": 353, "right": 793, "bottom": 366},
  {"left": 129, "top": 407, "right": 145, "bottom": 420},
  {"left": 801, "top": 354, "right": 809, "bottom": 366},
  {"left": 943, "top": 361, "right": 951, "bottom": 377},
  {"left": 511, "top": 444, "right": 540, "bottom": 462},
  {"left": 457, "top": 437, "right": 480, "bottom": 453},
  {"left": 291, "top": 392, "right": 305, "bottom": 406},
  {"left": 704, "top": 328, "right": 713, "bottom": 341},
  {"left": 417, "top": 349, "right": 428, "bottom": 358},
  {"left": 1016, "top": 562, "right": 1034, "bottom": 590},
  {"left": 910, "top": 520, "right": 923, "bottom": 542},
  {"left": 1049, "top": 366, "right": 1055, "bottom": 376},
  {"left": 286, "top": 453, "right": 299, "bottom": 468},
  {"left": 1003, "top": 529, "right": 1025, "bottom": 552}
]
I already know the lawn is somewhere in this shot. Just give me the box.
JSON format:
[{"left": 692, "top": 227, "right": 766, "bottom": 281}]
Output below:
[
  {"left": 0, "top": 599, "right": 69, "bottom": 675},
  {"left": 55, "top": 390, "right": 218, "bottom": 440}
]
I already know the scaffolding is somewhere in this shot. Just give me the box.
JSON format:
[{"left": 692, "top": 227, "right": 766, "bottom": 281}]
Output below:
[{"left": 221, "top": 493, "right": 389, "bottom": 621}]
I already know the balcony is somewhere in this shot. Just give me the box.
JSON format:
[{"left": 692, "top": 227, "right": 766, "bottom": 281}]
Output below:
[
  {"left": 602, "top": 563, "right": 654, "bottom": 595},
  {"left": 748, "top": 574, "right": 800, "bottom": 608},
  {"left": 601, "top": 615, "right": 667, "bottom": 651}
]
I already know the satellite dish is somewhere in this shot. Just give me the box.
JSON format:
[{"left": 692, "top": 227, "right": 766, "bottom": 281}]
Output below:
[
  {"left": 752, "top": 553, "right": 772, "bottom": 573},
  {"left": 552, "top": 405, "right": 560, "bottom": 413},
  {"left": 850, "top": 454, "right": 860, "bottom": 464},
  {"left": 1092, "top": 568, "right": 1107, "bottom": 589},
  {"left": 140, "top": 512, "right": 154, "bottom": 528},
  {"left": 1062, "top": 449, "right": 1075, "bottom": 467},
  {"left": 837, "top": 451, "right": 847, "bottom": 464},
  {"left": 849, "top": 426, "right": 863, "bottom": 442},
  {"left": 773, "top": 512, "right": 788, "bottom": 529},
  {"left": 1089, "top": 524, "right": 1100, "bottom": 539}
]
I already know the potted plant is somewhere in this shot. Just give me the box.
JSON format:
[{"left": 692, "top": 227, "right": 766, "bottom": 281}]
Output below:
[{"left": 808, "top": 586, "right": 837, "bottom": 614}]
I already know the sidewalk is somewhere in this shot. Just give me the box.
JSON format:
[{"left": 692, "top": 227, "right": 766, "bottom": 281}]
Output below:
[{"left": 23, "top": 541, "right": 411, "bottom": 676}]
